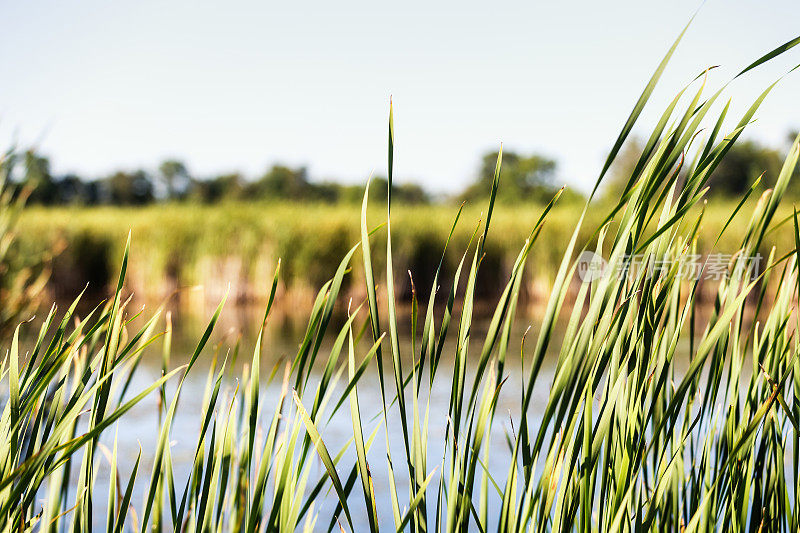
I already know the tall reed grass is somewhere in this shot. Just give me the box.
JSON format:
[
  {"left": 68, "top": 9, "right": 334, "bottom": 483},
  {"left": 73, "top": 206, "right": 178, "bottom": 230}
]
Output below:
[
  {"left": 3, "top": 25, "right": 800, "bottom": 533},
  {"left": 0, "top": 151, "right": 48, "bottom": 335},
  {"left": 17, "top": 199, "right": 800, "bottom": 306}
]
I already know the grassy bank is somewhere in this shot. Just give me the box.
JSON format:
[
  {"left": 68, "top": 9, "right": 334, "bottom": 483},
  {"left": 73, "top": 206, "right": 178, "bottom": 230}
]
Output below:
[{"left": 16, "top": 199, "right": 798, "bottom": 305}]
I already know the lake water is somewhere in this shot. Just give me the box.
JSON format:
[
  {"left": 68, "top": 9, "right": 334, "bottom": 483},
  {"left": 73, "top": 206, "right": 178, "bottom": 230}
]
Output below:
[
  {"left": 122, "top": 302, "right": 556, "bottom": 531},
  {"left": 24, "top": 299, "right": 696, "bottom": 530}
]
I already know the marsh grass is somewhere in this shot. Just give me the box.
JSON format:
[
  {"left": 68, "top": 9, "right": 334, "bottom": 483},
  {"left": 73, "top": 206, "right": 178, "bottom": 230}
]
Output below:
[
  {"left": 3, "top": 25, "right": 800, "bottom": 533},
  {"left": 16, "top": 198, "right": 800, "bottom": 306},
  {"left": 0, "top": 152, "right": 49, "bottom": 334}
]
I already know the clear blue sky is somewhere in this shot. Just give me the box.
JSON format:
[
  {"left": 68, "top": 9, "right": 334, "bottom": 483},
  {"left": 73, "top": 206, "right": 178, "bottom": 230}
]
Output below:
[{"left": 1, "top": 0, "right": 798, "bottom": 193}]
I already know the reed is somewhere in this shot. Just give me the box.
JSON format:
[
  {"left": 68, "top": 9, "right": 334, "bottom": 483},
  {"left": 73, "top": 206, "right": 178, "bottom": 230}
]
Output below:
[
  {"left": 0, "top": 151, "right": 49, "bottom": 335},
  {"left": 17, "top": 198, "right": 800, "bottom": 307}
]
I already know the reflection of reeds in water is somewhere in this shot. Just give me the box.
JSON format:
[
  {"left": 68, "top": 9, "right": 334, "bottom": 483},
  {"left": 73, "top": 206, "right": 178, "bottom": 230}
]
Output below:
[{"left": 4, "top": 26, "right": 800, "bottom": 533}]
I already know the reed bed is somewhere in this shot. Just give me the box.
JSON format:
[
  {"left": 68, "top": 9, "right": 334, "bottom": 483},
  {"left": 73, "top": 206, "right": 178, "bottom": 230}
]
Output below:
[
  {"left": 3, "top": 25, "right": 800, "bottom": 533},
  {"left": 16, "top": 199, "right": 800, "bottom": 305}
]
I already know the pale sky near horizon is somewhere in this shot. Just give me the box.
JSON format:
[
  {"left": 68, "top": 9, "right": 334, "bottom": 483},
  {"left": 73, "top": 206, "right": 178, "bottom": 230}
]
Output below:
[{"left": 1, "top": 1, "right": 799, "bottom": 194}]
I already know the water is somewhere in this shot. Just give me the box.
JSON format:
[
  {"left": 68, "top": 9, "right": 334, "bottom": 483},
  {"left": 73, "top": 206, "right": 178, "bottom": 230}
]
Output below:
[
  {"left": 14, "top": 285, "right": 775, "bottom": 530},
  {"left": 22, "top": 299, "right": 563, "bottom": 530}
]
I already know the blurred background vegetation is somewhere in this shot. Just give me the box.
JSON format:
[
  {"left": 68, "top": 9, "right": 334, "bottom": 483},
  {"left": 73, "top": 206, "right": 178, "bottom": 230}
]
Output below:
[
  {"left": 9, "top": 129, "right": 798, "bottom": 207},
  {"left": 14, "top": 198, "right": 798, "bottom": 310},
  {"left": 1, "top": 130, "right": 798, "bottom": 309},
  {"left": 0, "top": 151, "right": 48, "bottom": 335}
]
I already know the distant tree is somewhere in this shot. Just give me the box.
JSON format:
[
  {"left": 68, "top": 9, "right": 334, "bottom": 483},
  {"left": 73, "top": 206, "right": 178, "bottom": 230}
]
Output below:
[
  {"left": 103, "top": 170, "right": 154, "bottom": 205},
  {"left": 393, "top": 182, "right": 429, "bottom": 204},
  {"left": 189, "top": 172, "right": 246, "bottom": 203},
  {"left": 83, "top": 180, "right": 102, "bottom": 205},
  {"left": 367, "top": 177, "right": 429, "bottom": 204},
  {"left": 460, "top": 150, "right": 558, "bottom": 204},
  {"left": 307, "top": 181, "right": 342, "bottom": 203},
  {"left": 22, "top": 150, "right": 58, "bottom": 204},
  {"left": 54, "top": 174, "right": 87, "bottom": 204},
  {"left": 604, "top": 135, "right": 800, "bottom": 199},
  {"left": 158, "top": 159, "right": 190, "bottom": 200},
  {"left": 247, "top": 164, "right": 310, "bottom": 200},
  {"left": 327, "top": 177, "right": 430, "bottom": 205},
  {"left": 706, "top": 140, "right": 785, "bottom": 196}
]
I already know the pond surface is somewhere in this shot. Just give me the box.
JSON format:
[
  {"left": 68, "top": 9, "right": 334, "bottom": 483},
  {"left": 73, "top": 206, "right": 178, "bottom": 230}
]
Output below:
[{"left": 23, "top": 298, "right": 698, "bottom": 530}]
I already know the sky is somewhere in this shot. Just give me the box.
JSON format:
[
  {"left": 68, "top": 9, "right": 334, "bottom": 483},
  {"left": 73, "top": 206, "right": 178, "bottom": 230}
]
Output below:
[{"left": 0, "top": 0, "right": 799, "bottom": 194}]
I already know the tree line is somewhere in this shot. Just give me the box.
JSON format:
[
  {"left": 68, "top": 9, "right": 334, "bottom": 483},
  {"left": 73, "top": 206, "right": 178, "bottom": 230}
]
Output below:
[{"left": 7, "top": 132, "right": 799, "bottom": 206}]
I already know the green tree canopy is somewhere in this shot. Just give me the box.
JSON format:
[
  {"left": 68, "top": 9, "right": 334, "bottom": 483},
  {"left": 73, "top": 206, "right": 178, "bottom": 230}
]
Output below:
[
  {"left": 158, "top": 159, "right": 190, "bottom": 200},
  {"left": 460, "top": 150, "right": 559, "bottom": 204},
  {"left": 22, "top": 150, "right": 58, "bottom": 204},
  {"left": 706, "top": 140, "right": 786, "bottom": 196},
  {"left": 335, "top": 176, "right": 429, "bottom": 204},
  {"left": 604, "top": 135, "right": 800, "bottom": 199},
  {"left": 103, "top": 170, "right": 154, "bottom": 205},
  {"left": 247, "top": 164, "right": 311, "bottom": 200},
  {"left": 190, "top": 172, "right": 246, "bottom": 203}
]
